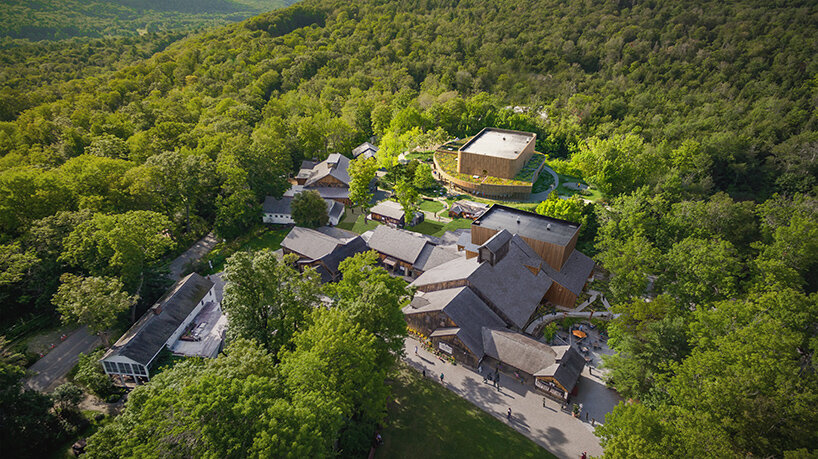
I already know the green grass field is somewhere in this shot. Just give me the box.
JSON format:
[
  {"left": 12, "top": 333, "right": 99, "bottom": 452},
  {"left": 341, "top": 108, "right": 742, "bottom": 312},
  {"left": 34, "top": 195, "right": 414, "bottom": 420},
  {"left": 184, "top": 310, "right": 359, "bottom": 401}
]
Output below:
[
  {"left": 376, "top": 365, "right": 554, "bottom": 459},
  {"left": 337, "top": 212, "right": 382, "bottom": 234},
  {"left": 409, "top": 217, "right": 473, "bottom": 237},
  {"left": 419, "top": 200, "right": 445, "bottom": 213}
]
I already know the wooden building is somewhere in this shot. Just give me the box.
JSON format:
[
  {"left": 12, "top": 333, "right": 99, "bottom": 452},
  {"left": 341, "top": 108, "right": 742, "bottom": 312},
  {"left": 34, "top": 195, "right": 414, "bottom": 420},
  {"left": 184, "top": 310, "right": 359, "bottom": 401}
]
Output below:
[
  {"left": 280, "top": 226, "right": 367, "bottom": 282},
  {"left": 448, "top": 199, "right": 490, "bottom": 219},
  {"left": 369, "top": 200, "right": 406, "bottom": 227},
  {"left": 457, "top": 128, "right": 537, "bottom": 179},
  {"left": 367, "top": 225, "right": 459, "bottom": 278}
]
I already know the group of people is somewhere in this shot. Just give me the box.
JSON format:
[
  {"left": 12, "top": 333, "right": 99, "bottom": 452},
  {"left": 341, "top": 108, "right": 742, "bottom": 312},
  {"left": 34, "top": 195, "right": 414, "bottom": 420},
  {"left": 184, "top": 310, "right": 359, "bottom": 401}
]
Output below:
[{"left": 479, "top": 365, "right": 501, "bottom": 389}]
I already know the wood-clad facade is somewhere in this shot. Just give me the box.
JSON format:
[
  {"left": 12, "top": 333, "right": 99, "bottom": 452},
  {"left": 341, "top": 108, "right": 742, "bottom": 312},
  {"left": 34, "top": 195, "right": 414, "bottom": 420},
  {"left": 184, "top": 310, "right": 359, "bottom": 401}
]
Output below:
[
  {"left": 544, "top": 282, "right": 578, "bottom": 307},
  {"left": 470, "top": 224, "right": 578, "bottom": 271},
  {"left": 457, "top": 129, "right": 537, "bottom": 179},
  {"left": 431, "top": 334, "right": 480, "bottom": 368}
]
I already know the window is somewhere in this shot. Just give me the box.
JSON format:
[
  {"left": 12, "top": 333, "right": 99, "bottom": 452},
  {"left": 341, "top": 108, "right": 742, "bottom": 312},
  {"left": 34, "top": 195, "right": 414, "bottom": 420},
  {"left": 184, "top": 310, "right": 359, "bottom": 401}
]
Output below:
[
  {"left": 134, "top": 364, "right": 146, "bottom": 376},
  {"left": 103, "top": 361, "right": 116, "bottom": 373}
]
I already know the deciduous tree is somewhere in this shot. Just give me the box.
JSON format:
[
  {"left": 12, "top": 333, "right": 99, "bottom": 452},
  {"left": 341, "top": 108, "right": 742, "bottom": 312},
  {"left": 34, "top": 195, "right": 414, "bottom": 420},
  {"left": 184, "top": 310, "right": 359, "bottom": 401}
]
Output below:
[
  {"left": 52, "top": 274, "right": 135, "bottom": 345},
  {"left": 291, "top": 190, "right": 328, "bottom": 228}
]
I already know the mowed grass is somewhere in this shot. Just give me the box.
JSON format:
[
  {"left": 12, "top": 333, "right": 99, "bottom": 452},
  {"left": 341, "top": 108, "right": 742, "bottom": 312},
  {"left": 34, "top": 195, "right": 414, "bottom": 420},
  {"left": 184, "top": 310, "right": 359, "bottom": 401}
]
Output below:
[
  {"left": 409, "top": 217, "right": 472, "bottom": 237},
  {"left": 336, "top": 211, "right": 381, "bottom": 234},
  {"left": 201, "top": 226, "right": 289, "bottom": 274},
  {"left": 419, "top": 199, "right": 445, "bottom": 213},
  {"left": 376, "top": 366, "right": 554, "bottom": 459}
]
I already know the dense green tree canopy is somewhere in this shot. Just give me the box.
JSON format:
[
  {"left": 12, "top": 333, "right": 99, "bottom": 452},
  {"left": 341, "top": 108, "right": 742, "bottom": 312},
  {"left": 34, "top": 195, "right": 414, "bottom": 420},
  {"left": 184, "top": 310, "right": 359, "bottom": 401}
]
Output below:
[{"left": 290, "top": 189, "right": 328, "bottom": 228}]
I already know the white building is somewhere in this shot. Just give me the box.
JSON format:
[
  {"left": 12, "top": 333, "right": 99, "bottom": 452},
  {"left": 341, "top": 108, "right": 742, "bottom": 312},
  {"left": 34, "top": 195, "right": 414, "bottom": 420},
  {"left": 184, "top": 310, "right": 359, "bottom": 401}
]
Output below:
[
  {"left": 262, "top": 196, "right": 344, "bottom": 226},
  {"left": 100, "top": 273, "right": 225, "bottom": 384}
]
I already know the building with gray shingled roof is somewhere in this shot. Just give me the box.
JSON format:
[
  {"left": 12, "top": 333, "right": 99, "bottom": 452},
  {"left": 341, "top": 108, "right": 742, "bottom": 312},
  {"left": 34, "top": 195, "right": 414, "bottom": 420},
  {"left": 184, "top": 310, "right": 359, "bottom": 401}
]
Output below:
[{"left": 100, "top": 273, "right": 220, "bottom": 383}]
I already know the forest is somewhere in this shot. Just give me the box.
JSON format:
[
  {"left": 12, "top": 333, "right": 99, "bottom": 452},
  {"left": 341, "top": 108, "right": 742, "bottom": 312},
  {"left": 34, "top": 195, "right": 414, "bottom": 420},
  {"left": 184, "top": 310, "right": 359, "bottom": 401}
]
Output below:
[
  {"left": 0, "top": 0, "right": 816, "bottom": 457},
  {"left": 0, "top": 0, "right": 294, "bottom": 42}
]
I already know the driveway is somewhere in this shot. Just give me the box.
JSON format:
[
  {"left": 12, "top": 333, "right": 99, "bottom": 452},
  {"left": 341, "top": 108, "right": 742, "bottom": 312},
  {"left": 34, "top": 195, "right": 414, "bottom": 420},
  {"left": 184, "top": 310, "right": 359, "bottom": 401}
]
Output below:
[
  {"left": 168, "top": 232, "right": 219, "bottom": 280},
  {"left": 24, "top": 326, "right": 100, "bottom": 392},
  {"left": 404, "top": 337, "right": 618, "bottom": 459}
]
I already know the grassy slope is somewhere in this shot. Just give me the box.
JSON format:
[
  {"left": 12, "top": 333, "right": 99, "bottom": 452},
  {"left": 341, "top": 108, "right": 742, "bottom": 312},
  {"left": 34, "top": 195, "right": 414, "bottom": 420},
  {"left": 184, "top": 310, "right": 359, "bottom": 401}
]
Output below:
[{"left": 377, "top": 365, "right": 554, "bottom": 459}]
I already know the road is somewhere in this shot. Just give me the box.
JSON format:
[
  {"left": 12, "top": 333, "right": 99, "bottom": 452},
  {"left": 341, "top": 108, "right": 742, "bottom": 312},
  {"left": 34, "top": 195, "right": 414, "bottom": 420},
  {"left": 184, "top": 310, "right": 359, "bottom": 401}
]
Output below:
[
  {"left": 24, "top": 326, "right": 100, "bottom": 392},
  {"left": 168, "top": 232, "right": 219, "bottom": 280}
]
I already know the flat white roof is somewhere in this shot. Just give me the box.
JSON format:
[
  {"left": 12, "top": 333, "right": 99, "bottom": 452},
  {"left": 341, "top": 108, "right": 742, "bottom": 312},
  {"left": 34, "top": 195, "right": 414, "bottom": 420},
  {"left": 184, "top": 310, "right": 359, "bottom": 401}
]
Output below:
[{"left": 461, "top": 128, "right": 534, "bottom": 160}]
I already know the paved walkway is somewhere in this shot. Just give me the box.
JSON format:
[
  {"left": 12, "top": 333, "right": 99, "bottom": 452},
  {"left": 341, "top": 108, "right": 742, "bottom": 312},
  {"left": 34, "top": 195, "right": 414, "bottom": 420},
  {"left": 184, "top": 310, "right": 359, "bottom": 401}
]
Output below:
[
  {"left": 24, "top": 326, "right": 100, "bottom": 392},
  {"left": 168, "top": 232, "right": 219, "bottom": 280},
  {"left": 528, "top": 165, "right": 560, "bottom": 202},
  {"left": 404, "top": 338, "right": 619, "bottom": 459}
]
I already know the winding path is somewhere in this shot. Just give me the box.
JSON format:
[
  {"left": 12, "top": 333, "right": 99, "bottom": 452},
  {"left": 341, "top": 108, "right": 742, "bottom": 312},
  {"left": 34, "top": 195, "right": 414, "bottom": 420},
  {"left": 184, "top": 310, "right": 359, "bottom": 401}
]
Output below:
[{"left": 528, "top": 165, "right": 560, "bottom": 202}]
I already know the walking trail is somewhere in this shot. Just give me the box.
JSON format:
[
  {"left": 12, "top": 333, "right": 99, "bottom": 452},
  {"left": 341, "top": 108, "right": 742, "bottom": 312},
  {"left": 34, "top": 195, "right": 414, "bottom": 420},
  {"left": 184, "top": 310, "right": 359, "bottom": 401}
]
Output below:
[{"left": 403, "top": 337, "right": 620, "bottom": 459}]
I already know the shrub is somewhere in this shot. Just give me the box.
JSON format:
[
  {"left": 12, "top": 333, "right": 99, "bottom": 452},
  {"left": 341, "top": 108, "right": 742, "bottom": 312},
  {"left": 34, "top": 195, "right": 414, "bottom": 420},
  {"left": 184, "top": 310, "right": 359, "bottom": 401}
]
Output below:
[{"left": 73, "top": 349, "right": 113, "bottom": 398}]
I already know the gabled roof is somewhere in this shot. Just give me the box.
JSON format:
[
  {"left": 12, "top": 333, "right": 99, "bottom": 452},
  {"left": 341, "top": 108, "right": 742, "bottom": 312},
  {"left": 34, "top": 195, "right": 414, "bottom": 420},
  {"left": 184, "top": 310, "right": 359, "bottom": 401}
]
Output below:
[
  {"left": 404, "top": 287, "right": 505, "bottom": 357},
  {"left": 282, "top": 227, "right": 344, "bottom": 260},
  {"left": 414, "top": 244, "right": 461, "bottom": 272},
  {"left": 456, "top": 231, "right": 480, "bottom": 252},
  {"left": 367, "top": 225, "right": 428, "bottom": 264},
  {"left": 327, "top": 200, "right": 345, "bottom": 221},
  {"left": 410, "top": 256, "right": 480, "bottom": 288},
  {"left": 262, "top": 196, "right": 292, "bottom": 214},
  {"left": 481, "top": 327, "right": 557, "bottom": 376},
  {"left": 103, "top": 273, "right": 214, "bottom": 366},
  {"left": 539, "top": 249, "right": 596, "bottom": 295},
  {"left": 370, "top": 200, "right": 405, "bottom": 221},
  {"left": 352, "top": 142, "right": 378, "bottom": 158},
  {"left": 450, "top": 199, "right": 489, "bottom": 217},
  {"left": 320, "top": 236, "right": 369, "bottom": 276},
  {"left": 284, "top": 185, "right": 350, "bottom": 200},
  {"left": 301, "top": 154, "right": 351, "bottom": 187},
  {"left": 534, "top": 345, "right": 585, "bottom": 392}
]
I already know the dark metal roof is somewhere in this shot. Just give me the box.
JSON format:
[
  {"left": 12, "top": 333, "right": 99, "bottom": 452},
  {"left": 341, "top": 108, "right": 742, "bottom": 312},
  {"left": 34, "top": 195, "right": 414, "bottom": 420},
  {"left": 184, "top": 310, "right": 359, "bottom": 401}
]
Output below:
[
  {"left": 474, "top": 204, "right": 580, "bottom": 247},
  {"left": 103, "top": 273, "right": 214, "bottom": 366}
]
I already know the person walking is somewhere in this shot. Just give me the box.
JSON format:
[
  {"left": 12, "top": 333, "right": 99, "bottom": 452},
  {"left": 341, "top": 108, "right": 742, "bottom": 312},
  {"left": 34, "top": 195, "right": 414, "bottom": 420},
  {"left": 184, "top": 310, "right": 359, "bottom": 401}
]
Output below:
[
  {"left": 507, "top": 408, "right": 512, "bottom": 421},
  {"left": 414, "top": 345, "right": 418, "bottom": 355},
  {"left": 440, "top": 372, "right": 444, "bottom": 383}
]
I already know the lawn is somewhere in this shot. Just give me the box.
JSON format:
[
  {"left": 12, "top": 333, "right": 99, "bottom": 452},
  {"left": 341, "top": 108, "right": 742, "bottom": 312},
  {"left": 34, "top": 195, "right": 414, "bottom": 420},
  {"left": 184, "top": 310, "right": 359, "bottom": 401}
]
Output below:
[
  {"left": 554, "top": 174, "right": 604, "bottom": 202},
  {"left": 376, "top": 365, "right": 554, "bottom": 459},
  {"left": 419, "top": 200, "right": 444, "bottom": 213},
  {"left": 199, "top": 225, "right": 290, "bottom": 274},
  {"left": 408, "top": 217, "right": 473, "bottom": 237},
  {"left": 336, "top": 211, "right": 381, "bottom": 234}
]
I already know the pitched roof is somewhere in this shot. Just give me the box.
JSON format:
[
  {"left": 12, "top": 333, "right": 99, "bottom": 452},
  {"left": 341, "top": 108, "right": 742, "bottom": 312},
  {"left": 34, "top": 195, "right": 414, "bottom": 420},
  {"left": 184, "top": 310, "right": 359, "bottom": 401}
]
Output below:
[
  {"left": 302, "top": 154, "right": 351, "bottom": 187},
  {"left": 367, "top": 225, "right": 429, "bottom": 264},
  {"left": 481, "top": 327, "right": 557, "bottom": 376},
  {"left": 456, "top": 231, "right": 480, "bottom": 252},
  {"left": 410, "top": 256, "right": 481, "bottom": 288},
  {"left": 284, "top": 185, "right": 350, "bottom": 200},
  {"left": 468, "top": 235, "right": 553, "bottom": 328},
  {"left": 474, "top": 204, "right": 580, "bottom": 247},
  {"left": 534, "top": 345, "right": 585, "bottom": 392},
  {"left": 370, "top": 200, "right": 405, "bottom": 221},
  {"left": 540, "top": 249, "right": 595, "bottom": 295},
  {"left": 103, "top": 273, "right": 214, "bottom": 366},
  {"left": 327, "top": 200, "right": 345, "bottom": 221},
  {"left": 262, "top": 196, "right": 292, "bottom": 214},
  {"left": 320, "top": 236, "right": 369, "bottom": 276},
  {"left": 404, "top": 287, "right": 505, "bottom": 357},
  {"left": 414, "top": 244, "right": 461, "bottom": 272},
  {"left": 352, "top": 142, "right": 378, "bottom": 158},
  {"left": 451, "top": 199, "right": 489, "bottom": 217},
  {"left": 281, "top": 227, "right": 344, "bottom": 260}
]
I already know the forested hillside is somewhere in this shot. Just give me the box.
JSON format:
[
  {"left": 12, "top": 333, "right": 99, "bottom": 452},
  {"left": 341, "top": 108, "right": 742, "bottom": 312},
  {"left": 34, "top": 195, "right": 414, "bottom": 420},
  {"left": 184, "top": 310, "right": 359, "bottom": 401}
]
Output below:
[
  {"left": 1, "top": 0, "right": 817, "bottom": 457},
  {"left": 0, "top": 0, "right": 295, "bottom": 42}
]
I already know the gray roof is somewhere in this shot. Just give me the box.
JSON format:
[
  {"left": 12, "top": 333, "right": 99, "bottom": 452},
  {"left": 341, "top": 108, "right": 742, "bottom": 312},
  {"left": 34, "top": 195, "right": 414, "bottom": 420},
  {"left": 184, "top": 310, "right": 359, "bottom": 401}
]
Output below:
[
  {"left": 301, "top": 154, "right": 351, "bottom": 187},
  {"left": 209, "top": 272, "right": 226, "bottom": 304},
  {"left": 482, "top": 228, "right": 513, "bottom": 255},
  {"left": 474, "top": 204, "right": 580, "bottom": 247},
  {"left": 315, "top": 226, "right": 358, "bottom": 241},
  {"left": 103, "top": 273, "right": 214, "bottom": 366},
  {"left": 327, "top": 200, "right": 345, "bottom": 221},
  {"left": 370, "top": 200, "right": 405, "bottom": 221},
  {"left": 367, "top": 225, "right": 428, "bottom": 264},
  {"left": 535, "top": 346, "right": 585, "bottom": 392},
  {"left": 539, "top": 250, "right": 595, "bottom": 295},
  {"left": 460, "top": 128, "right": 535, "bottom": 160},
  {"left": 451, "top": 200, "right": 489, "bottom": 216},
  {"left": 456, "top": 231, "right": 480, "bottom": 252},
  {"left": 404, "top": 287, "right": 505, "bottom": 357},
  {"left": 284, "top": 185, "right": 350, "bottom": 200},
  {"left": 282, "top": 227, "right": 343, "bottom": 260},
  {"left": 410, "top": 256, "right": 481, "bottom": 288},
  {"left": 320, "top": 236, "right": 369, "bottom": 276},
  {"left": 481, "top": 327, "right": 557, "bottom": 376},
  {"left": 414, "top": 244, "right": 461, "bottom": 272},
  {"left": 352, "top": 142, "right": 378, "bottom": 158},
  {"left": 262, "top": 196, "right": 292, "bottom": 214}
]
